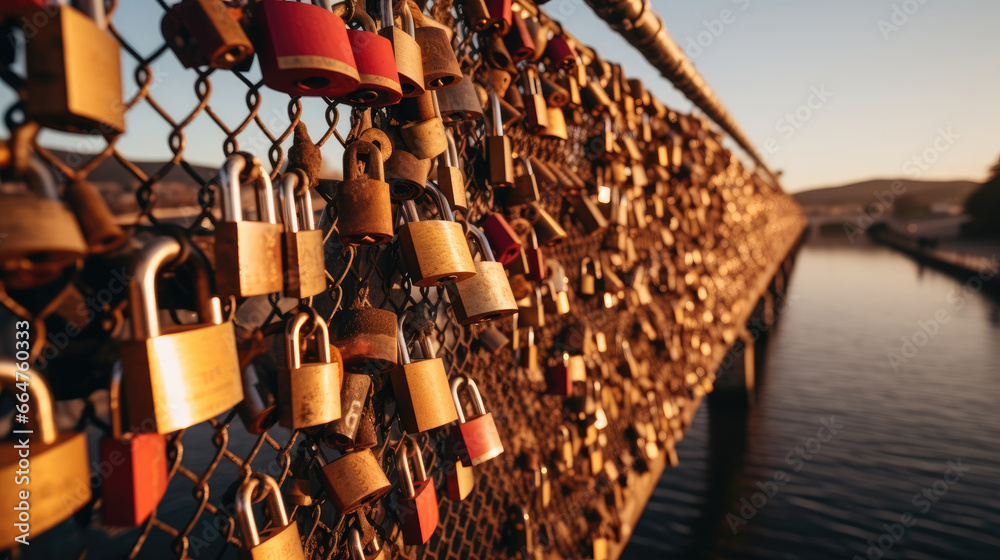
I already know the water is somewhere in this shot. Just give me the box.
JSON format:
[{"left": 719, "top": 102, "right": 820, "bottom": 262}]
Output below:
[{"left": 623, "top": 243, "right": 1000, "bottom": 559}]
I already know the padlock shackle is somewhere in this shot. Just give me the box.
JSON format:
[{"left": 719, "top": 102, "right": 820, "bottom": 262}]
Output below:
[
  {"left": 279, "top": 172, "right": 301, "bottom": 233},
  {"left": 424, "top": 183, "right": 455, "bottom": 222},
  {"left": 286, "top": 309, "right": 332, "bottom": 369},
  {"left": 109, "top": 362, "right": 126, "bottom": 440},
  {"left": 517, "top": 153, "right": 534, "bottom": 177},
  {"left": 449, "top": 375, "right": 487, "bottom": 424},
  {"left": 348, "top": 527, "right": 365, "bottom": 560},
  {"left": 25, "top": 153, "right": 60, "bottom": 200},
  {"left": 487, "top": 85, "right": 503, "bottom": 136},
  {"left": 220, "top": 154, "right": 278, "bottom": 224},
  {"left": 236, "top": 473, "right": 289, "bottom": 548},
  {"left": 79, "top": 0, "right": 108, "bottom": 31},
  {"left": 402, "top": 0, "right": 416, "bottom": 36},
  {"left": 351, "top": 3, "right": 378, "bottom": 32},
  {"left": 465, "top": 223, "right": 496, "bottom": 263},
  {"left": 445, "top": 130, "right": 460, "bottom": 168},
  {"left": 394, "top": 435, "right": 428, "bottom": 498},
  {"left": 521, "top": 64, "right": 541, "bottom": 95},
  {"left": 558, "top": 424, "right": 571, "bottom": 442},
  {"left": 0, "top": 359, "right": 57, "bottom": 445}
]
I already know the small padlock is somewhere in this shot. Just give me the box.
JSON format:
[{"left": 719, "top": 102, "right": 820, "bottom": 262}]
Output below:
[
  {"left": 546, "top": 354, "right": 582, "bottom": 397},
  {"left": 236, "top": 473, "right": 306, "bottom": 560},
  {"left": 504, "top": 7, "right": 536, "bottom": 61},
  {"left": 25, "top": 0, "right": 125, "bottom": 133},
  {"left": 478, "top": 323, "right": 511, "bottom": 353},
  {"left": 517, "top": 324, "right": 538, "bottom": 370},
  {"left": 540, "top": 74, "right": 570, "bottom": 108},
  {"left": 334, "top": 304, "right": 399, "bottom": 373},
  {"left": 343, "top": 3, "right": 402, "bottom": 107},
  {"left": 378, "top": 0, "right": 424, "bottom": 97},
  {"left": 521, "top": 12, "right": 548, "bottom": 60},
  {"left": 503, "top": 154, "right": 539, "bottom": 205},
  {"left": 527, "top": 202, "right": 567, "bottom": 247},
  {"left": 579, "top": 256, "right": 603, "bottom": 297},
  {"left": 397, "top": 185, "right": 477, "bottom": 287},
  {"left": 545, "top": 32, "right": 576, "bottom": 70},
  {"left": 485, "top": 0, "right": 513, "bottom": 34},
  {"left": 396, "top": 435, "right": 440, "bottom": 545},
  {"left": 507, "top": 505, "right": 534, "bottom": 555},
  {"left": 0, "top": 360, "right": 91, "bottom": 547},
  {"left": 543, "top": 259, "right": 570, "bottom": 315},
  {"left": 461, "top": 0, "right": 491, "bottom": 32},
  {"left": 316, "top": 445, "right": 392, "bottom": 514},
  {"left": 277, "top": 310, "right": 343, "bottom": 430},
  {"left": 414, "top": 19, "right": 463, "bottom": 89},
  {"left": 618, "top": 338, "right": 641, "bottom": 378},
  {"left": 436, "top": 73, "right": 484, "bottom": 122},
  {"left": 100, "top": 363, "right": 169, "bottom": 526},
  {"left": 568, "top": 192, "right": 609, "bottom": 234},
  {"left": 338, "top": 140, "right": 395, "bottom": 245},
  {"left": 448, "top": 224, "right": 518, "bottom": 325},
  {"left": 400, "top": 90, "right": 448, "bottom": 160},
  {"left": 481, "top": 212, "right": 522, "bottom": 266},
  {"left": 436, "top": 130, "right": 467, "bottom": 212},
  {"left": 517, "top": 286, "right": 545, "bottom": 328},
  {"left": 446, "top": 450, "right": 475, "bottom": 501},
  {"left": 391, "top": 311, "right": 460, "bottom": 432},
  {"left": 279, "top": 170, "right": 326, "bottom": 298},
  {"left": 541, "top": 104, "right": 569, "bottom": 140},
  {"left": 450, "top": 375, "right": 505, "bottom": 466},
  {"left": 64, "top": 178, "right": 127, "bottom": 254},
  {"left": 323, "top": 372, "right": 372, "bottom": 449},
  {"left": 520, "top": 65, "right": 550, "bottom": 132},
  {"left": 523, "top": 226, "right": 546, "bottom": 282},
  {"left": 485, "top": 34, "right": 514, "bottom": 70},
  {"left": 161, "top": 0, "right": 253, "bottom": 69},
  {"left": 556, "top": 424, "right": 574, "bottom": 470},
  {"left": 529, "top": 156, "right": 558, "bottom": 191},
  {"left": 486, "top": 85, "right": 515, "bottom": 186},
  {"left": 535, "top": 463, "right": 551, "bottom": 508},
  {"left": 216, "top": 154, "right": 284, "bottom": 298}
]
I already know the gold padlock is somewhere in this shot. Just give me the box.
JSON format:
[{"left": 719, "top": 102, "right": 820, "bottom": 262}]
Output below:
[
  {"left": 520, "top": 64, "right": 550, "bottom": 132},
  {"left": 436, "top": 130, "right": 467, "bottom": 213},
  {"left": 216, "top": 154, "right": 284, "bottom": 298},
  {"left": 527, "top": 202, "right": 568, "bottom": 247},
  {"left": 486, "top": 85, "right": 515, "bottom": 186},
  {"left": 447, "top": 223, "right": 518, "bottom": 325},
  {"left": 517, "top": 286, "right": 545, "bottom": 328},
  {"left": 316, "top": 445, "right": 392, "bottom": 515},
  {"left": 279, "top": 170, "right": 326, "bottom": 298},
  {"left": 390, "top": 310, "right": 460, "bottom": 433},
  {"left": 236, "top": 473, "right": 306, "bottom": 560},
  {"left": 378, "top": 0, "right": 424, "bottom": 97},
  {"left": 400, "top": 90, "right": 448, "bottom": 161},
  {"left": 0, "top": 360, "right": 91, "bottom": 547},
  {"left": 541, "top": 104, "right": 569, "bottom": 140},
  {"left": 120, "top": 236, "right": 243, "bottom": 434},
  {"left": 397, "top": 184, "right": 477, "bottom": 287},
  {"left": 277, "top": 310, "right": 343, "bottom": 430}
]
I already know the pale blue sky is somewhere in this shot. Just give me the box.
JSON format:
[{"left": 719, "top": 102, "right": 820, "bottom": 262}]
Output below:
[{"left": 4, "top": 0, "right": 998, "bottom": 193}]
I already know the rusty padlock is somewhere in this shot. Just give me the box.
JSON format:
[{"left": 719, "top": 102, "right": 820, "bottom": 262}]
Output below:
[
  {"left": 323, "top": 372, "right": 372, "bottom": 449},
  {"left": 450, "top": 375, "right": 505, "bottom": 466},
  {"left": 337, "top": 140, "right": 394, "bottom": 245},
  {"left": 384, "top": 137, "right": 431, "bottom": 200},
  {"left": 414, "top": 17, "right": 463, "bottom": 89},
  {"left": 334, "top": 298, "right": 399, "bottom": 373},
  {"left": 400, "top": 90, "right": 448, "bottom": 160},
  {"left": 161, "top": 0, "right": 253, "bottom": 69},
  {"left": 448, "top": 223, "right": 518, "bottom": 325},
  {"left": 397, "top": 184, "right": 477, "bottom": 287}
]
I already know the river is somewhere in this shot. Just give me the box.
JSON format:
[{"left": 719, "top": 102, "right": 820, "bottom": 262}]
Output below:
[{"left": 622, "top": 242, "right": 1000, "bottom": 559}]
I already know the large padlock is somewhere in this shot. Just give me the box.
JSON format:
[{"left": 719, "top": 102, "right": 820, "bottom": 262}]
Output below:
[
  {"left": 216, "top": 154, "right": 284, "bottom": 297},
  {"left": 450, "top": 375, "right": 505, "bottom": 466},
  {"left": 161, "top": 0, "right": 253, "bottom": 69},
  {"left": 279, "top": 170, "right": 326, "bottom": 298},
  {"left": 255, "top": 0, "right": 359, "bottom": 97},
  {"left": 120, "top": 236, "right": 243, "bottom": 434},
  {"left": 400, "top": 90, "right": 448, "bottom": 160},
  {"left": 486, "top": 85, "right": 515, "bottom": 186},
  {"left": 322, "top": 372, "right": 371, "bottom": 449},
  {"left": 436, "top": 130, "right": 467, "bottom": 212},
  {"left": 520, "top": 65, "right": 550, "bottom": 132},
  {"left": 414, "top": 17, "right": 463, "bottom": 89},
  {"left": 24, "top": 0, "right": 125, "bottom": 134},
  {"left": 343, "top": 4, "right": 402, "bottom": 107},
  {"left": 315, "top": 445, "right": 391, "bottom": 514},
  {"left": 277, "top": 310, "right": 343, "bottom": 430},
  {"left": 64, "top": 178, "right": 126, "bottom": 254},
  {"left": 0, "top": 148, "right": 87, "bottom": 289},
  {"left": 436, "top": 73, "right": 484, "bottom": 122},
  {"left": 481, "top": 212, "right": 522, "bottom": 266},
  {"left": 236, "top": 473, "right": 306, "bottom": 560},
  {"left": 448, "top": 224, "right": 518, "bottom": 325},
  {"left": 0, "top": 360, "right": 91, "bottom": 547},
  {"left": 334, "top": 304, "right": 398, "bottom": 373},
  {"left": 379, "top": 0, "right": 424, "bottom": 97},
  {"left": 391, "top": 311, "right": 459, "bottom": 432},
  {"left": 396, "top": 435, "right": 440, "bottom": 545},
  {"left": 338, "top": 140, "right": 394, "bottom": 245},
  {"left": 100, "top": 363, "right": 169, "bottom": 527},
  {"left": 397, "top": 184, "right": 477, "bottom": 287}
]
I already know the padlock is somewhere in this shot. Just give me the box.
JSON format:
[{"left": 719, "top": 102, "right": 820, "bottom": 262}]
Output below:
[
  {"left": 316, "top": 446, "right": 391, "bottom": 514},
  {"left": 436, "top": 73, "right": 484, "bottom": 122},
  {"left": 322, "top": 372, "right": 372, "bottom": 449},
  {"left": 618, "top": 338, "right": 641, "bottom": 378},
  {"left": 507, "top": 505, "right": 534, "bottom": 555},
  {"left": 236, "top": 473, "right": 306, "bottom": 560},
  {"left": 478, "top": 323, "right": 510, "bottom": 353},
  {"left": 582, "top": 79, "right": 614, "bottom": 117},
  {"left": 446, "top": 450, "right": 475, "bottom": 501},
  {"left": 285, "top": 441, "right": 315, "bottom": 507},
  {"left": 343, "top": 5, "right": 402, "bottom": 107},
  {"left": 535, "top": 463, "right": 551, "bottom": 507},
  {"left": 277, "top": 310, "right": 343, "bottom": 430},
  {"left": 523, "top": 227, "right": 546, "bottom": 282},
  {"left": 378, "top": 0, "right": 424, "bottom": 97},
  {"left": 545, "top": 354, "right": 581, "bottom": 397},
  {"left": 527, "top": 203, "right": 567, "bottom": 247},
  {"left": 334, "top": 305, "right": 399, "bottom": 373},
  {"left": 400, "top": 91, "right": 448, "bottom": 160},
  {"left": 541, "top": 74, "right": 569, "bottom": 108},
  {"left": 517, "top": 324, "right": 538, "bottom": 370},
  {"left": 587, "top": 114, "right": 616, "bottom": 161},
  {"left": 0, "top": 149, "right": 87, "bottom": 289},
  {"left": 504, "top": 7, "right": 536, "bottom": 61},
  {"left": 521, "top": 12, "right": 548, "bottom": 60},
  {"left": 279, "top": 171, "right": 326, "bottom": 298},
  {"left": 556, "top": 424, "right": 574, "bottom": 470},
  {"left": 461, "top": 0, "right": 492, "bottom": 32},
  {"left": 384, "top": 143, "right": 430, "bottom": 200},
  {"left": 541, "top": 104, "right": 569, "bottom": 140},
  {"left": 256, "top": 0, "right": 360, "bottom": 96},
  {"left": 161, "top": 0, "right": 253, "bottom": 69},
  {"left": 543, "top": 259, "right": 570, "bottom": 315},
  {"left": 579, "top": 256, "right": 603, "bottom": 297},
  {"left": 529, "top": 156, "right": 558, "bottom": 191},
  {"left": 503, "top": 154, "right": 539, "bottom": 205},
  {"left": 100, "top": 363, "right": 169, "bottom": 526},
  {"left": 545, "top": 32, "right": 576, "bottom": 70},
  {"left": 568, "top": 192, "right": 609, "bottom": 234},
  {"left": 520, "top": 65, "right": 550, "bottom": 132},
  {"left": 486, "top": 85, "right": 515, "bottom": 186},
  {"left": 237, "top": 362, "right": 278, "bottom": 434},
  {"left": 395, "top": 435, "right": 440, "bottom": 545},
  {"left": 24, "top": 0, "right": 124, "bottom": 134},
  {"left": 0, "top": 360, "right": 91, "bottom": 547},
  {"left": 64, "top": 178, "right": 126, "bottom": 254},
  {"left": 448, "top": 224, "right": 518, "bottom": 325},
  {"left": 485, "top": 0, "right": 513, "bottom": 34},
  {"left": 348, "top": 526, "right": 390, "bottom": 560},
  {"left": 563, "top": 70, "right": 583, "bottom": 108},
  {"left": 338, "top": 141, "right": 394, "bottom": 245},
  {"left": 450, "top": 375, "right": 504, "bottom": 466},
  {"left": 414, "top": 20, "right": 462, "bottom": 89},
  {"left": 397, "top": 185, "right": 477, "bottom": 287},
  {"left": 517, "top": 286, "right": 545, "bottom": 328},
  {"left": 436, "top": 130, "right": 467, "bottom": 212},
  {"left": 120, "top": 236, "right": 243, "bottom": 434},
  {"left": 481, "top": 212, "right": 522, "bottom": 266},
  {"left": 485, "top": 34, "right": 514, "bottom": 70},
  {"left": 216, "top": 154, "right": 284, "bottom": 297},
  {"left": 587, "top": 443, "right": 603, "bottom": 476},
  {"left": 391, "top": 311, "right": 460, "bottom": 432}
]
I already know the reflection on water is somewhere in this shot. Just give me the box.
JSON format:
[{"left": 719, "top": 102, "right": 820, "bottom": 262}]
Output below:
[{"left": 624, "top": 244, "right": 1000, "bottom": 560}]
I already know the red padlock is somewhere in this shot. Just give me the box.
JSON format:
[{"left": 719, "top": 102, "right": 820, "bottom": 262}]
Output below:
[
  {"left": 481, "top": 213, "right": 522, "bottom": 266},
  {"left": 256, "top": 0, "right": 359, "bottom": 97},
  {"left": 485, "top": 0, "right": 512, "bottom": 35},
  {"left": 503, "top": 8, "right": 536, "bottom": 62},
  {"left": 524, "top": 227, "right": 546, "bottom": 282},
  {"left": 545, "top": 354, "right": 583, "bottom": 397},
  {"left": 450, "top": 375, "right": 504, "bottom": 467},
  {"left": 545, "top": 33, "right": 576, "bottom": 71},
  {"left": 99, "top": 363, "right": 169, "bottom": 526},
  {"left": 342, "top": 6, "right": 402, "bottom": 106},
  {"left": 2, "top": 0, "right": 47, "bottom": 14},
  {"left": 395, "top": 435, "right": 439, "bottom": 545}
]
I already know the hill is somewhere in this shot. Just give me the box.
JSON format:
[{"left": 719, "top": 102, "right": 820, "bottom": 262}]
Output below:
[{"left": 794, "top": 179, "right": 979, "bottom": 213}]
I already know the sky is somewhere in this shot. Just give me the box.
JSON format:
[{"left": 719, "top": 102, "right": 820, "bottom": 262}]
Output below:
[{"left": 4, "top": 0, "right": 1000, "bottom": 193}]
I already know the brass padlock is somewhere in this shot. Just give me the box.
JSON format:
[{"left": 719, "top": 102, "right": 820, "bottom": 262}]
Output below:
[
  {"left": 556, "top": 424, "right": 574, "bottom": 470},
  {"left": 384, "top": 140, "right": 431, "bottom": 200},
  {"left": 315, "top": 444, "right": 391, "bottom": 514},
  {"left": 541, "top": 74, "right": 570, "bottom": 108},
  {"left": 414, "top": 19, "right": 463, "bottom": 89},
  {"left": 0, "top": 360, "right": 91, "bottom": 547},
  {"left": 436, "top": 73, "right": 484, "bottom": 122},
  {"left": 446, "top": 449, "right": 475, "bottom": 501},
  {"left": 279, "top": 171, "right": 326, "bottom": 298},
  {"left": 216, "top": 154, "right": 284, "bottom": 298},
  {"left": 25, "top": 0, "right": 125, "bottom": 134},
  {"left": 448, "top": 223, "right": 518, "bottom": 325},
  {"left": 338, "top": 140, "right": 394, "bottom": 245},
  {"left": 400, "top": 90, "right": 448, "bottom": 160},
  {"left": 378, "top": 0, "right": 424, "bottom": 97},
  {"left": 436, "top": 130, "right": 467, "bottom": 213},
  {"left": 334, "top": 304, "right": 399, "bottom": 373},
  {"left": 520, "top": 65, "right": 550, "bottom": 132},
  {"left": 486, "top": 85, "right": 515, "bottom": 186},
  {"left": 120, "top": 236, "right": 243, "bottom": 434},
  {"left": 236, "top": 473, "right": 306, "bottom": 560},
  {"left": 161, "top": 0, "right": 253, "bottom": 69},
  {"left": 0, "top": 149, "right": 87, "bottom": 289},
  {"left": 517, "top": 324, "right": 538, "bottom": 371},
  {"left": 506, "top": 154, "right": 540, "bottom": 205},
  {"left": 579, "top": 256, "right": 602, "bottom": 297},
  {"left": 543, "top": 259, "right": 570, "bottom": 315},
  {"left": 527, "top": 202, "right": 567, "bottom": 247},
  {"left": 391, "top": 310, "right": 460, "bottom": 433},
  {"left": 277, "top": 310, "right": 343, "bottom": 430},
  {"left": 397, "top": 184, "right": 477, "bottom": 287},
  {"left": 517, "top": 286, "right": 545, "bottom": 328},
  {"left": 541, "top": 104, "right": 569, "bottom": 140}
]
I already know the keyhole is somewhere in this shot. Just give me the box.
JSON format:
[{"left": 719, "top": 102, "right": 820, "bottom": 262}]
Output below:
[
  {"left": 297, "top": 76, "right": 331, "bottom": 91},
  {"left": 430, "top": 76, "right": 455, "bottom": 89},
  {"left": 437, "top": 275, "right": 458, "bottom": 285}
]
